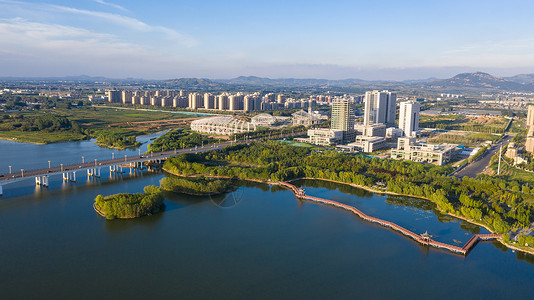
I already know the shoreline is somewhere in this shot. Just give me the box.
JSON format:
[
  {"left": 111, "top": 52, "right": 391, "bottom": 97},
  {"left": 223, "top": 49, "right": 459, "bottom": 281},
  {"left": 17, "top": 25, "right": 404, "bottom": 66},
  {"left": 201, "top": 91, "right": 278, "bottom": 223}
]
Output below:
[
  {"left": 292, "top": 177, "right": 534, "bottom": 256},
  {"left": 162, "top": 168, "right": 534, "bottom": 256},
  {"left": 161, "top": 170, "right": 269, "bottom": 195},
  {"left": 0, "top": 136, "right": 48, "bottom": 145}
]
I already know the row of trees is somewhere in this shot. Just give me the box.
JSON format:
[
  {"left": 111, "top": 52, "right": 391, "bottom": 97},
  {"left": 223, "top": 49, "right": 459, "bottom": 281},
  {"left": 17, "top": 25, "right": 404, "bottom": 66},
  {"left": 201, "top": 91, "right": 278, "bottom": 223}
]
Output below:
[
  {"left": 94, "top": 185, "right": 164, "bottom": 219},
  {"left": 163, "top": 141, "right": 534, "bottom": 240}
]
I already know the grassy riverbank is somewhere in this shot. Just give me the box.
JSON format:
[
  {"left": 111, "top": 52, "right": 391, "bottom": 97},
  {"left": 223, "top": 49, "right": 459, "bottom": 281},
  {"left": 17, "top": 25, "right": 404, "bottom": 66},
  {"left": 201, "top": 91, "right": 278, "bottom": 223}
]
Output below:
[{"left": 0, "top": 106, "right": 192, "bottom": 145}]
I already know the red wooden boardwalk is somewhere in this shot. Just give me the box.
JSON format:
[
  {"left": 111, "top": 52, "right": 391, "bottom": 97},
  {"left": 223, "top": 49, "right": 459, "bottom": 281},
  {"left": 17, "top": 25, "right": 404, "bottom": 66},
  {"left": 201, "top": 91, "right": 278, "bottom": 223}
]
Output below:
[{"left": 277, "top": 182, "right": 501, "bottom": 256}]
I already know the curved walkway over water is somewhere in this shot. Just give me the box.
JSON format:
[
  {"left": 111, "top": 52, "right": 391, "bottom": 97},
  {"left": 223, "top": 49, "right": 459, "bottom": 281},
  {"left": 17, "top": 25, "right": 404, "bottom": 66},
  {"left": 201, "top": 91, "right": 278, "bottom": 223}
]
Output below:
[{"left": 278, "top": 181, "right": 501, "bottom": 256}]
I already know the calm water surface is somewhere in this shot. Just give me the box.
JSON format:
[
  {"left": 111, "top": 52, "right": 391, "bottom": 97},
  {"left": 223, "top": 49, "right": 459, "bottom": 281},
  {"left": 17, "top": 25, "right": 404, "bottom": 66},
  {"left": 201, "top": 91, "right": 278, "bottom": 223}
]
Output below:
[{"left": 0, "top": 139, "right": 534, "bottom": 299}]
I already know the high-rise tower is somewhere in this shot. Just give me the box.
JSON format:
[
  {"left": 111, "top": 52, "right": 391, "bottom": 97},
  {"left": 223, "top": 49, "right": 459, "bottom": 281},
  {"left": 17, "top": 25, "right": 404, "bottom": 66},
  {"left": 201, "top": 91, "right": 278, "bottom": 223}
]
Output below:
[
  {"left": 331, "top": 99, "right": 355, "bottom": 141},
  {"left": 399, "top": 101, "right": 420, "bottom": 137},
  {"left": 363, "top": 90, "right": 397, "bottom": 127}
]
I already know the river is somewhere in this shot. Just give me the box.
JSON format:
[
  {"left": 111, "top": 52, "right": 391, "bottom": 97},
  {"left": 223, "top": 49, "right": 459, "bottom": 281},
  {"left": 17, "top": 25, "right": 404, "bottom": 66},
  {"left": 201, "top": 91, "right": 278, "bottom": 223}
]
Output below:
[{"left": 0, "top": 138, "right": 534, "bottom": 299}]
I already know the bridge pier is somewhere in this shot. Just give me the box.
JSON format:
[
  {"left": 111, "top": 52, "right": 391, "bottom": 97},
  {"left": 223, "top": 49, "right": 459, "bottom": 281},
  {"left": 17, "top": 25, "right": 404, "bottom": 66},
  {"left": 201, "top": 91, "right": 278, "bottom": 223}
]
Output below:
[
  {"left": 62, "top": 172, "right": 76, "bottom": 182},
  {"left": 35, "top": 175, "right": 49, "bottom": 187},
  {"left": 88, "top": 168, "right": 101, "bottom": 177},
  {"left": 109, "top": 165, "right": 125, "bottom": 174}
]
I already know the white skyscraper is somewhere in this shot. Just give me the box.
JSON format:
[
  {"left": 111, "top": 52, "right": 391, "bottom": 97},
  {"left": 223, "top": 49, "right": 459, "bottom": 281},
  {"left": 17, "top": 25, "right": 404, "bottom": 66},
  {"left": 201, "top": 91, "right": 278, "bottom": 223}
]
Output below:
[
  {"left": 399, "top": 101, "right": 420, "bottom": 137},
  {"left": 363, "top": 90, "right": 397, "bottom": 127}
]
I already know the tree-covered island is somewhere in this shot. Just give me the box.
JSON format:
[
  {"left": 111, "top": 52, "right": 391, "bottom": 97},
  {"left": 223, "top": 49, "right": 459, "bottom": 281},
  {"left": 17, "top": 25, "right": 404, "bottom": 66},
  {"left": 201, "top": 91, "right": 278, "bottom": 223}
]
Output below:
[
  {"left": 160, "top": 175, "right": 235, "bottom": 196},
  {"left": 94, "top": 185, "right": 164, "bottom": 219}
]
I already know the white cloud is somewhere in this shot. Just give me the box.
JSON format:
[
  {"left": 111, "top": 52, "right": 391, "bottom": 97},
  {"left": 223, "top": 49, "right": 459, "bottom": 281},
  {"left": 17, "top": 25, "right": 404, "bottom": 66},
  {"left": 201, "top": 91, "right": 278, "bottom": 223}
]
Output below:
[
  {"left": 0, "top": 18, "right": 148, "bottom": 59},
  {"left": 94, "top": 0, "right": 129, "bottom": 12},
  {"left": 49, "top": 5, "right": 196, "bottom": 46},
  {"left": 0, "top": 17, "right": 200, "bottom": 78},
  {"left": 0, "top": 0, "right": 196, "bottom": 47}
]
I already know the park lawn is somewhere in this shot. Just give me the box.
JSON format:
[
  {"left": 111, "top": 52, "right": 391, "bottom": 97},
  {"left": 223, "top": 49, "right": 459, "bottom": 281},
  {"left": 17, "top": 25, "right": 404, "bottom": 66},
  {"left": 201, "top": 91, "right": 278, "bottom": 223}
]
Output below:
[
  {"left": 451, "top": 116, "right": 509, "bottom": 131},
  {"left": 419, "top": 114, "right": 464, "bottom": 128},
  {"left": 429, "top": 132, "right": 501, "bottom": 147}
]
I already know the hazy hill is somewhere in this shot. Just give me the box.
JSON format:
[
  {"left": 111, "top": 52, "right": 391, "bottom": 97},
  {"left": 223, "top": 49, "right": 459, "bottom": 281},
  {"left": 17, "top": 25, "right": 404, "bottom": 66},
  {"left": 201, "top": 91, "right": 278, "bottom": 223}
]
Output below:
[
  {"left": 215, "top": 76, "right": 368, "bottom": 87},
  {"left": 422, "top": 72, "right": 533, "bottom": 92},
  {"left": 505, "top": 74, "right": 534, "bottom": 84}
]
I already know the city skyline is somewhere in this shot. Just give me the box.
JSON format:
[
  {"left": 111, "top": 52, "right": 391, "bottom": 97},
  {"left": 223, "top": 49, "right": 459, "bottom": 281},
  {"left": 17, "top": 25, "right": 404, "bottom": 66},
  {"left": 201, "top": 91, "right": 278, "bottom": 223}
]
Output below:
[{"left": 1, "top": 0, "right": 534, "bottom": 80}]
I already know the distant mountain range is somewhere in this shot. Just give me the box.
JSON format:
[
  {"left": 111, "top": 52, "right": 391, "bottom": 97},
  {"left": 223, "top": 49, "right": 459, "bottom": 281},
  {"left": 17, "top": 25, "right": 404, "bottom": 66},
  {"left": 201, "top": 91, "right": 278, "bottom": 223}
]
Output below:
[
  {"left": 3, "top": 72, "right": 534, "bottom": 93},
  {"left": 418, "top": 72, "right": 534, "bottom": 92}
]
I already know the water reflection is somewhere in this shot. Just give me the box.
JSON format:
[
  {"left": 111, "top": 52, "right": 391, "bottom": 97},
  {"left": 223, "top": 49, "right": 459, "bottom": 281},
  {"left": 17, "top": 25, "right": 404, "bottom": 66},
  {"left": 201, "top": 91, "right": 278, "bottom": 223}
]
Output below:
[
  {"left": 102, "top": 210, "right": 165, "bottom": 232},
  {"left": 516, "top": 251, "right": 534, "bottom": 265}
]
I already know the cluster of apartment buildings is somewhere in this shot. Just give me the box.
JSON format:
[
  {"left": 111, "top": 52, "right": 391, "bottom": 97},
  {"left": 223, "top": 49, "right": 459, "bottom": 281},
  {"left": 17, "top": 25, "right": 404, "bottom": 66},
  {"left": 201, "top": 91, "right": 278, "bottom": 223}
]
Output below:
[{"left": 106, "top": 90, "right": 319, "bottom": 112}]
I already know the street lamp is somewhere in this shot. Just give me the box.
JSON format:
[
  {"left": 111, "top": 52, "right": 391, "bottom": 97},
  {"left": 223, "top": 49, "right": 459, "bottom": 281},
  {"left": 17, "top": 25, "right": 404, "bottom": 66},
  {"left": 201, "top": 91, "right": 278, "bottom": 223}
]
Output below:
[
  {"left": 138, "top": 149, "right": 141, "bottom": 156},
  {"left": 48, "top": 161, "right": 51, "bottom": 168},
  {"left": 124, "top": 155, "right": 127, "bottom": 162},
  {"left": 9, "top": 166, "right": 12, "bottom": 174},
  {"left": 82, "top": 156, "right": 85, "bottom": 164},
  {"left": 112, "top": 153, "right": 115, "bottom": 160},
  {"left": 60, "top": 164, "right": 63, "bottom": 171},
  {"left": 94, "top": 159, "right": 97, "bottom": 166},
  {"left": 21, "top": 169, "right": 24, "bottom": 177}
]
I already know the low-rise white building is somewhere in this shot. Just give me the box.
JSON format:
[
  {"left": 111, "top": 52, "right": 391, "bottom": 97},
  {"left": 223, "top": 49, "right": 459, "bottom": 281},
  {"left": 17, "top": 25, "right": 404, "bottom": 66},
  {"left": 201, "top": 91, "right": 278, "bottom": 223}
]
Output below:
[
  {"left": 352, "top": 136, "right": 387, "bottom": 152},
  {"left": 386, "top": 127, "right": 404, "bottom": 139},
  {"left": 191, "top": 116, "right": 256, "bottom": 135},
  {"left": 391, "top": 137, "right": 458, "bottom": 165},
  {"left": 295, "top": 129, "right": 343, "bottom": 146},
  {"left": 354, "top": 123, "right": 386, "bottom": 137}
]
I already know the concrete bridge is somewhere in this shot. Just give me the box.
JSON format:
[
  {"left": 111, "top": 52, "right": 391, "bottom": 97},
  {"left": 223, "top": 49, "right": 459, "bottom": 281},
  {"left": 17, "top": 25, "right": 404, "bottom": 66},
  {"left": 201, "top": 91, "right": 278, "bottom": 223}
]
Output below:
[
  {"left": 0, "top": 141, "right": 236, "bottom": 196},
  {"left": 0, "top": 129, "right": 307, "bottom": 196}
]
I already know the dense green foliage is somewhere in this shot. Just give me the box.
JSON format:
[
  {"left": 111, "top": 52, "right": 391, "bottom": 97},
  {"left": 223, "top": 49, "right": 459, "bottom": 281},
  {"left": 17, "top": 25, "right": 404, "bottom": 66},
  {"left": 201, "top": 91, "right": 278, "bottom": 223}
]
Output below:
[
  {"left": 160, "top": 175, "right": 234, "bottom": 195},
  {"left": 164, "top": 141, "right": 534, "bottom": 242},
  {"left": 94, "top": 185, "right": 164, "bottom": 219},
  {"left": 94, "top": 130, "right": 141, "bottom": 149},
  {"left": 148, "top": 129, "right": 215, "bottom": 152},
  {"left": 0, "top": 114, "right": 83, "bottom": 133}
]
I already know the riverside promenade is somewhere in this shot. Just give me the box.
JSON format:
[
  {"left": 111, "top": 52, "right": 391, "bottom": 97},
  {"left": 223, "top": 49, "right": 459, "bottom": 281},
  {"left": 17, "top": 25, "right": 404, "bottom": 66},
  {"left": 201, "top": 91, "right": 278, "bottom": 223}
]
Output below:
[{"left": 278, "top": 181, "right": 501, "bottom": 256}]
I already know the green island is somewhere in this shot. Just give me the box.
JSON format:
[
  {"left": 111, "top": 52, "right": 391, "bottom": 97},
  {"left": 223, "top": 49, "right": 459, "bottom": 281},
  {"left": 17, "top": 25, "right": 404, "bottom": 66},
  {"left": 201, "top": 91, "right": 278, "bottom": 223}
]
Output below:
[
  {"left": 160, "top": 175, "right": 235, "bottom": 195},
  {"left": 93, "top": 129, "right": 143, "bottom": 150},
  {"left": 148, "top": 129, "right": 216, "bottom": 152},
  {"left": 94, "top": 185, "right": 164, "bottom": 219},
  {"left": 162, "top": 141, "right": 534, "bottom": 253}
]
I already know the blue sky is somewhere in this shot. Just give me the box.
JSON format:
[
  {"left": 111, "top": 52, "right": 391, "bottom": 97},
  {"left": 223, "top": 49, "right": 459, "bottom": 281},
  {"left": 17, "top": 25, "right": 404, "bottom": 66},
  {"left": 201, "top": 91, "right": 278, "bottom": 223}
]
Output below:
[{"left": 1, "top": 0, "right": 533, "bottom": 80}]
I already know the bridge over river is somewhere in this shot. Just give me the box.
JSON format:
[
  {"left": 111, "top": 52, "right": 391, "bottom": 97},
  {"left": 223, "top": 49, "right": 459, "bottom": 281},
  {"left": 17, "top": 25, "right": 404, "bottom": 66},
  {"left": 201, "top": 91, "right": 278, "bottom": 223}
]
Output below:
[
  {"left": 0, "top": 128, "right": 307, "bottom": 196},
  {"left": 0, "top": 141, "right": 239, "bottom": 195}
]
